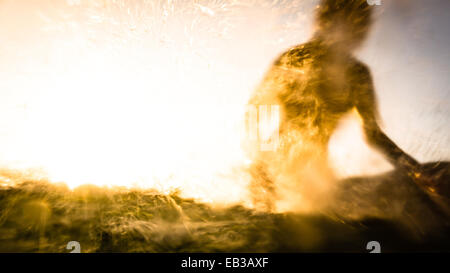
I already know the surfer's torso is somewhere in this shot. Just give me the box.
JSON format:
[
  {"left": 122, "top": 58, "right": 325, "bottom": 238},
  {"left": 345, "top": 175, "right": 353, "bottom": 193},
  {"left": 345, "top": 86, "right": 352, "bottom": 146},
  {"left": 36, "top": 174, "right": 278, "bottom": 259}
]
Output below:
[{"left": 249, "top": 40, "right": 368, "bottom": 148}]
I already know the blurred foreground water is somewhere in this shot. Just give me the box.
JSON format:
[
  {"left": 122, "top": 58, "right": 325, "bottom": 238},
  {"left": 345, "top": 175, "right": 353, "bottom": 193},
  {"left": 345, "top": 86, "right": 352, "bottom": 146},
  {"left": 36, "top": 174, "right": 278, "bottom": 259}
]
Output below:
[{"left": 0, "top": 162, "right": 449, "bottom": 253}]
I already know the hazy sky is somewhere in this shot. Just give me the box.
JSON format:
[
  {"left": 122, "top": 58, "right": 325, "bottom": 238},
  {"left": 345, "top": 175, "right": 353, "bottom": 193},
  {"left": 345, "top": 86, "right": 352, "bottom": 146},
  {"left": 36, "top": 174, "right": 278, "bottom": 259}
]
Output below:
[{"left": 358, "top": 0, "right": 450, "bottom": 162}]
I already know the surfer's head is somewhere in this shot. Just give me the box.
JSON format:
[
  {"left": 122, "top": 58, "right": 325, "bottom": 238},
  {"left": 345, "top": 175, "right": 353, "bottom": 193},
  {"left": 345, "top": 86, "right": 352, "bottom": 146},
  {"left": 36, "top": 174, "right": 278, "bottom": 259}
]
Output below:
[{"left": 315, "top": 0, "right": 373, "bottom": 51}]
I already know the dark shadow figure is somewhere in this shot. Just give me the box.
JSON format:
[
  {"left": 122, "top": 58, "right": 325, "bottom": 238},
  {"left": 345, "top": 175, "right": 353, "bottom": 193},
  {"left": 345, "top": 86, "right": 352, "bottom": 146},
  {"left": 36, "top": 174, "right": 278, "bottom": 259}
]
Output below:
[{"left": 246, "top": 0, "right": 442, "bottom": 211}]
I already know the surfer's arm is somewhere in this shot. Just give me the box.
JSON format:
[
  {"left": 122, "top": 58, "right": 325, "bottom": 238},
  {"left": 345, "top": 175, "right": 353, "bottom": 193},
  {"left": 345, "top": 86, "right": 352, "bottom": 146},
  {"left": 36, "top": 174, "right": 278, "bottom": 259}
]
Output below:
[{"left": 354, "top": 65, "right": 421, "bottom": 174}]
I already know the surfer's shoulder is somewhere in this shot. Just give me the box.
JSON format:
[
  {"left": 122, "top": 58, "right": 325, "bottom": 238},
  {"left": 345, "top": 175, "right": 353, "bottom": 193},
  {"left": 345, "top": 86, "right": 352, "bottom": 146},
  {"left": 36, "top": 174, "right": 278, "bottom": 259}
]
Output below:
[
  {"left": 349, "top": 57, "right": 370, "bottom": 76},
  {"left": 273, "top": 42, "right": 319, "bottom": 68}
]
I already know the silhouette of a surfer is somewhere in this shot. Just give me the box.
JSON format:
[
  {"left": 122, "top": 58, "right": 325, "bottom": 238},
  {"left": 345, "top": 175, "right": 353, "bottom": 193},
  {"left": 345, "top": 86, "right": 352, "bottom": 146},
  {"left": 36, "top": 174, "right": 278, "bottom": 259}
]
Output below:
[{"left": 245, "top": 0, "right": 433, "bottom": 211}]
